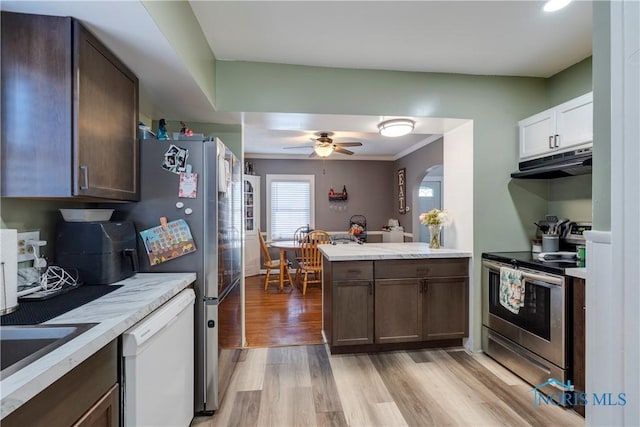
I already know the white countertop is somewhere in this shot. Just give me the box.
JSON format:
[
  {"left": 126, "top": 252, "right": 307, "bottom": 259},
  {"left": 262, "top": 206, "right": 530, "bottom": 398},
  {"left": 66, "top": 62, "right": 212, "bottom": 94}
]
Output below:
[
  {"left": 565, "top": 268, "right": 587, "bottom": 280},
  {"left": 318, "top": 242, "right": 472, "bottom": 261},
  {"left": 1, "top": 272, "right": 196, "bottom": 420}
]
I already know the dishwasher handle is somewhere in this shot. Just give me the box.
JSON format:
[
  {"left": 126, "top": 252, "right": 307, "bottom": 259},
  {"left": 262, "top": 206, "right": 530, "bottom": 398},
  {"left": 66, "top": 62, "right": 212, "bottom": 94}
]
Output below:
[{"left": 122, "top": 289, "right": 195, "bottom": 356}]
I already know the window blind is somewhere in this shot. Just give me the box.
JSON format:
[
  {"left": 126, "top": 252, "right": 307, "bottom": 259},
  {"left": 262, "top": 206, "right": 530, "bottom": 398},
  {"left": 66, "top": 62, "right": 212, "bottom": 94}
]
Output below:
[{"left": 270, "top": 180, "right": 311, "bottom": 241}]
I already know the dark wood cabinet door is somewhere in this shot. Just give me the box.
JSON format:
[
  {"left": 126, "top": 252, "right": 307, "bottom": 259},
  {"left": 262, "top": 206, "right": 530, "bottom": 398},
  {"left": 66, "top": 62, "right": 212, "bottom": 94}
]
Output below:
[
  {"left": 572, "top": 278, "right": 586, "bottom": 417},
  {"left": 1, "top": 12, "right": 138, "bottom": 200},
  {"left": 332, "top": 280, "right": 374, "bottom": 346},
  {"left": 374, "top": 279, "right": 423, "bottom": 344},
  {"left": 2, "top": 341, "right": 117, "bottom": 427},
  {"left": 75, "top": 23, "right": 139, "bottom": 200},
  {"left": 423, "top": 277, "right": 468, "bottom": 340},
  {"left": 72, "top": 383, "right": 119, "bottom": 427},
  {"left": 1, "top": 12, "right": 73, "bottom": 197}
]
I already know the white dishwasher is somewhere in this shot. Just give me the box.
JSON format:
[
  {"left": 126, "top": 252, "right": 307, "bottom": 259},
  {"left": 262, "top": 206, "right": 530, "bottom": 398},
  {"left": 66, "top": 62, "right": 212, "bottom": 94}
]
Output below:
[{"left": 122, "top": 289, "right": 195, "bottom": 427}]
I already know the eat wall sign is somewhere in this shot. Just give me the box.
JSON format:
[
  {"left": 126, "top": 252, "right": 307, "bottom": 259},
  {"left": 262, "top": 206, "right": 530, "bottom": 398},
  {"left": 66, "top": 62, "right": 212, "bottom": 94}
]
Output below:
[{"left": 398, "top": 168, "right": 407, "bottom": 214}]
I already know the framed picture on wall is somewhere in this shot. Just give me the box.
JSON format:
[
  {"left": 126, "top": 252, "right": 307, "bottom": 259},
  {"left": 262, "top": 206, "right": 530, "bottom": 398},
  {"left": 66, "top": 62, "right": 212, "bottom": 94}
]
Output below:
[{"left": 398, "top": 168, "right": 406, "bottom": 214}]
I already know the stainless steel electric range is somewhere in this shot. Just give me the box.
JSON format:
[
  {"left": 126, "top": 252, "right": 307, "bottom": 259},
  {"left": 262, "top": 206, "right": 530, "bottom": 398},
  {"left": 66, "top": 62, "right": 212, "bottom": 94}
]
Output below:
[{"left": 481, "top": 251, "right": 583, "bottom": 400}]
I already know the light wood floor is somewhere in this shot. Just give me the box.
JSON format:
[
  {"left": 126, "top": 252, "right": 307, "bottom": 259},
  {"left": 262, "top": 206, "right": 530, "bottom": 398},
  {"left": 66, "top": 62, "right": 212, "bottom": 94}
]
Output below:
[
  {"left": 244, "top": 274, "right": 323, "bottom": 347},
  {"left": 192, "top": 345, "right": 584, "bottom": 427}
]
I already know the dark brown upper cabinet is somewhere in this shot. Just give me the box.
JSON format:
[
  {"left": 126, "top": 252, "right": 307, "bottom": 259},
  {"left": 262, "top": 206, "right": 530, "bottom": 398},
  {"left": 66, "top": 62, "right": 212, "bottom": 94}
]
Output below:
[{"left": 1, "top": 12, "right": 139, "bottom": 201}]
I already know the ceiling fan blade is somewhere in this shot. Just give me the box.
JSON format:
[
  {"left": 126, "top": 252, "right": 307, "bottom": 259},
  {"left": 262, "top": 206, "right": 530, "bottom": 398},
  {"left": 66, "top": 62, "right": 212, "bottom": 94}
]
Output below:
[
  {"left": 308, "top": 151, "right": 318, "bottom": 158},
  {"left": 283, "top": 145, "right": 315, "bottom": 149},
  {"left": 334, "top": 142, "right": 362, "bottom": 147},
  {"left": 333, "top": 147, "right": 354, "bottom": 155}
]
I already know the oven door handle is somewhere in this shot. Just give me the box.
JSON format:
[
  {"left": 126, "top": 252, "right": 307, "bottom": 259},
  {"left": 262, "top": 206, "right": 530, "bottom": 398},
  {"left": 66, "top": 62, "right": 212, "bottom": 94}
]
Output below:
[
  {"left": 522, "top": 273, "right": 563, "bottom": 287},
  {"left": 483, "top": 260, "right": 563, "bottom": 286}
]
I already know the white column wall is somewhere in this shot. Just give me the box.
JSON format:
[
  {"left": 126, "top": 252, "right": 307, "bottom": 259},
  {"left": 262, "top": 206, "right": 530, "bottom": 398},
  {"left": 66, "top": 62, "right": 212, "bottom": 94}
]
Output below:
[
  {"left": 587, "top": 1, "right": 639, "bottom": 425},
  {"left": 443, "top": 121, "right": 474, "bottom": 253},
  {"left": 443, "top": 121, "right": 474, "bottom": 350}
]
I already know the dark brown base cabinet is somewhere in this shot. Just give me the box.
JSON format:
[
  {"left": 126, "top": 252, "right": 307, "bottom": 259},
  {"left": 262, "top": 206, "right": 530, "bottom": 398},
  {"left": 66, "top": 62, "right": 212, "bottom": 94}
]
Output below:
[
  {"left": 2, "top": 341, "right": 118, "bottom": 427},
  {"left": 1, "top": 12, "right": 139, "bottom": 201},
  {"left": 323, "top": 258, "right": 469, "bottom": 353},
  {"left": 325, "top": 261, "right": 375, "bottom": 346},
  {"left": 423, "top": 277, "right": 469, "bottom": 340},
  {"left": 572, "top": 278, "right": 586, "bottom": 417}
]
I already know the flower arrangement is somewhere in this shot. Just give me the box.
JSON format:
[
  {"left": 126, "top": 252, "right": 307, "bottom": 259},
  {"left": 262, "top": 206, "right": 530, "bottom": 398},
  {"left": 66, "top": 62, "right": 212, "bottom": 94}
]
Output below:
[
  {"left": 419, "top": 209, "right": 449, "bottom": 249},
  {"left": 419, "top": 209, "right": 449, "bottom": 226}
]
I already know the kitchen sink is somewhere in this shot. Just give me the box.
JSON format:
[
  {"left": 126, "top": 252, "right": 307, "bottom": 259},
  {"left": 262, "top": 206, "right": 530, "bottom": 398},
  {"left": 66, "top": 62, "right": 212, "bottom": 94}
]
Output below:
[{"left": 0, "top": 323, "right": 97, "bottom": 379}]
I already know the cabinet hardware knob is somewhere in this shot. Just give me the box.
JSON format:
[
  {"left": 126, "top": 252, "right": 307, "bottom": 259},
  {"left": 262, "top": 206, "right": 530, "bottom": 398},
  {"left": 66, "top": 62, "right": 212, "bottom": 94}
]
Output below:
[
  {"left": 369, "top": 281, "right": 373, "bottom": 295},
  {"left": 80, "top": 165, "right": 89, "bottom": 190},
  {"left": 549, "top": 135, "right": 554, "bottom": 149},
  {"left": 554, "top": 134, "right": 560, "bottom": 147}
]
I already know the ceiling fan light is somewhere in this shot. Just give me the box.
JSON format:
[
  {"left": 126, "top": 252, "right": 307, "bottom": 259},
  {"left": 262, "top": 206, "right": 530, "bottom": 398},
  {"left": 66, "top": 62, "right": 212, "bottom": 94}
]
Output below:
[
  {"left": 314, "top": 145, "right": 334, "bottom": 158},
  {"left": 378, "top": 119, "right": 415, "bottom": 137},
  {"left": 543, "top": 0, "right": 571, "bottom": 12}
]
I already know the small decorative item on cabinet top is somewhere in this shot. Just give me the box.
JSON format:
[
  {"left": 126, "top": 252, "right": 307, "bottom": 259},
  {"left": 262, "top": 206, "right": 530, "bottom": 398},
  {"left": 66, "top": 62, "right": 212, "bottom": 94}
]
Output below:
[
  {"left": 157, "top": 118, "right": 169, "bottom": 140},
  {"left": 419, "top": 208, "right": 450, "bottom": 249}
]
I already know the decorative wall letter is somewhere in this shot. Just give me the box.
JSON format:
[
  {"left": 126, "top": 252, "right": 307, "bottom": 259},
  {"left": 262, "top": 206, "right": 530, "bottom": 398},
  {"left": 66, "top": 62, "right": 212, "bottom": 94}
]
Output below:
[{"left": 398, "top": 168, "right": 407, "bottom": 214}]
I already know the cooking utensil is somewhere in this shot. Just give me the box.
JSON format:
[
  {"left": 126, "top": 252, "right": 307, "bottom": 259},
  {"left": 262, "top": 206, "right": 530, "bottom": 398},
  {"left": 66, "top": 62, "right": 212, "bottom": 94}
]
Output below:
[
  {"left": 555, "top": 218, "right": 570, "bottom": 235},
  {"left": 545, "top": 215, "right": 558, "bottom": 235},
  {"left": 534, "top": 222, "right": 549, "bottom": 233}
]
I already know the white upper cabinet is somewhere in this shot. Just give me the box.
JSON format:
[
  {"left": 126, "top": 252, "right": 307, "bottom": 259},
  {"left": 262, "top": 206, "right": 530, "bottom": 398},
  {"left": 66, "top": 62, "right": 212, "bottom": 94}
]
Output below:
[
  {"left": 519, "top": 109, "right": 556, "bottom": 160},
  {"left": 518, "top": 92, "right": 593, "bottom": 161}
]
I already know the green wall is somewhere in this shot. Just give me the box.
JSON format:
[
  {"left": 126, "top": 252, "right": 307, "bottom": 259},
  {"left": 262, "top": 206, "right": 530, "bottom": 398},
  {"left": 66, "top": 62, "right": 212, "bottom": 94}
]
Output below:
[
  {"left": 142, "top": 0, "right": 217, "bottom": 108},
  {"left": 547, "top": 57, "right": 593, "bottom": 106},
  {"left": 547, "top": 175, "right": 593, "bottom": 222}
]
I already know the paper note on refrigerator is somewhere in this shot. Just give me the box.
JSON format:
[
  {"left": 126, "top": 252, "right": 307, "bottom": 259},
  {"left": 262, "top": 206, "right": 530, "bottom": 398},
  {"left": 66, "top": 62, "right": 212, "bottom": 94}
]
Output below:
[
  {"left": 178, "top": 172, "right": 198, "bottom": 198},
  {"left": 139, "top": 219, "right": 197, "bottom": 265}
]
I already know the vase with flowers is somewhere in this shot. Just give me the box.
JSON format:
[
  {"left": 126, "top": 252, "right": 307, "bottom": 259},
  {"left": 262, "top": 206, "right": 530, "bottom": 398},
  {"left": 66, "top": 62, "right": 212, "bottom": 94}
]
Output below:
[{"left": 419, "top": 209, "right": 450, "bottom": 249}]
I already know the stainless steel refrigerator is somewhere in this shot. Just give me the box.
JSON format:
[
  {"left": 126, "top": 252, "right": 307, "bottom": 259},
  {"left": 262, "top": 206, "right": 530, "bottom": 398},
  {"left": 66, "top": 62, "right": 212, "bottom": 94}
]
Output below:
[{"left": 114, "top": 137, "right": 242, "bottom": 414}]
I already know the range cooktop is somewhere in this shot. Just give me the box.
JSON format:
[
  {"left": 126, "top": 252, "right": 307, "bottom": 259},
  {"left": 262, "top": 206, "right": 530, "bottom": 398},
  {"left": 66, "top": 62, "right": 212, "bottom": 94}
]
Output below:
[{"left": 482, "top": 251, "right": 584, "bottom": 275}]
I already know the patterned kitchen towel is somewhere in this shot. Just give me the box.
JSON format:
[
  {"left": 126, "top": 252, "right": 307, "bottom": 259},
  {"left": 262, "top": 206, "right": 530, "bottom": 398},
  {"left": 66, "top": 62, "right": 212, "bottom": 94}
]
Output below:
[{"left": 499, "top": 266, "right": 525, "bottom": 314}]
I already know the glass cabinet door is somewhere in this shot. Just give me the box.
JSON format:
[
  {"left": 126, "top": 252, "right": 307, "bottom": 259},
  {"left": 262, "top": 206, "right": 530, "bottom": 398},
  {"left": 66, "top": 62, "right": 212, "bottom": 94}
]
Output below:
[{"left": 244, "top": 179, "right": 254, "bottom": 233}]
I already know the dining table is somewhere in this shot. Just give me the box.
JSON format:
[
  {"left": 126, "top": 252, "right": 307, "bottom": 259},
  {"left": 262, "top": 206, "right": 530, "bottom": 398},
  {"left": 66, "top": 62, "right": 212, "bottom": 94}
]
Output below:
[{"left": 268, "top": 240, "right": 299, "bottom": 291}]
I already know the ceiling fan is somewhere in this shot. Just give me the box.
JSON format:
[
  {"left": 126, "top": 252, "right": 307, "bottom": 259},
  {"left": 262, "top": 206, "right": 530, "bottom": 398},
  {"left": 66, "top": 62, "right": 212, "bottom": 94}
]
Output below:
[{"left": 284, "top": 132, "right": 363, "bottom": 158}]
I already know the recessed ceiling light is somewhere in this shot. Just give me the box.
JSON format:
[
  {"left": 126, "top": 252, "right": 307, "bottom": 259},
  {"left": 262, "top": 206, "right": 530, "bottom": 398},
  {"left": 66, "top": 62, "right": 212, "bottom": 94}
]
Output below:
[
  {"left": 543, "top": 0, "right": 572, "bottom": 12},
  {"left": 378, "top": 119, "right": 415, "bottom": 137}
]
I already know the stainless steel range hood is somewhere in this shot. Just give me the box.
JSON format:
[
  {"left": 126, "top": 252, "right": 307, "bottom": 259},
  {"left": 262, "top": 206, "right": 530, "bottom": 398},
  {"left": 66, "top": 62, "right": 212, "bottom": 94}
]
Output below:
[{"left": 510, "top": 148, "right": 592, "bottom": 179}]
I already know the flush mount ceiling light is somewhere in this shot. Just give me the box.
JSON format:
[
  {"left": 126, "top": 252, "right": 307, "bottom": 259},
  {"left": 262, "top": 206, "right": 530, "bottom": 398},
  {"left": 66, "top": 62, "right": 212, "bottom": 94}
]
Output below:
[
  {"left": 378, "top": 119, "right": 415, "bottom": 137},
  {"left": 543, "top": 0, "right": 572, "bottom": 12},
  {"left": 314, "top": 145, "right": 334, "bottom": 158}
]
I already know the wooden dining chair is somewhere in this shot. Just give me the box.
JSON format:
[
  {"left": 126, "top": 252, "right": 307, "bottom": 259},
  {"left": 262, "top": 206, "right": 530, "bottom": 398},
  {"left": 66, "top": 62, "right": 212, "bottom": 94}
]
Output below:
[
  {"left": 298, "top": 230, "right": 331, "bottom": 295},
  {"left": 293, "top": 226, "right": 309, "bottom": 286},
  {"left": 258, "top": 230, "right": 293, "bottom": 291}
]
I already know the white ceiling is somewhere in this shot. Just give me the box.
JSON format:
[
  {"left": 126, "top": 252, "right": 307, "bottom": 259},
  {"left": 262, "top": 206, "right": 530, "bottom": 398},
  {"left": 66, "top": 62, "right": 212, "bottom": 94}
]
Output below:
[
  {"left": 1, "top": 1, "right": 592, "bottom": 160},
  {"left": 191, "top": 0, "right": 592, "bottom": 78},
  {"left": 242, "top": 112, "right": 467, "bottom": 160}
]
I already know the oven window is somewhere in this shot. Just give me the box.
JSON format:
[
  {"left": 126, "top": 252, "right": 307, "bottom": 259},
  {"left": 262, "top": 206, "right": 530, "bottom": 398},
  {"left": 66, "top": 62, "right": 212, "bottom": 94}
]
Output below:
[{"left": 488, "top": 269, "right": 551, "bottom": 340}]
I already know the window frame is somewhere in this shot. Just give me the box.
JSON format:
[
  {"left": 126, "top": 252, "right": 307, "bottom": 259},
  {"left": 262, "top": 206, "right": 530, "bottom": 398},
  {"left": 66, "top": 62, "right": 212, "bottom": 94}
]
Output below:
[{"left": 266, "top": 174, "right": 315, "bottom": 241}]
